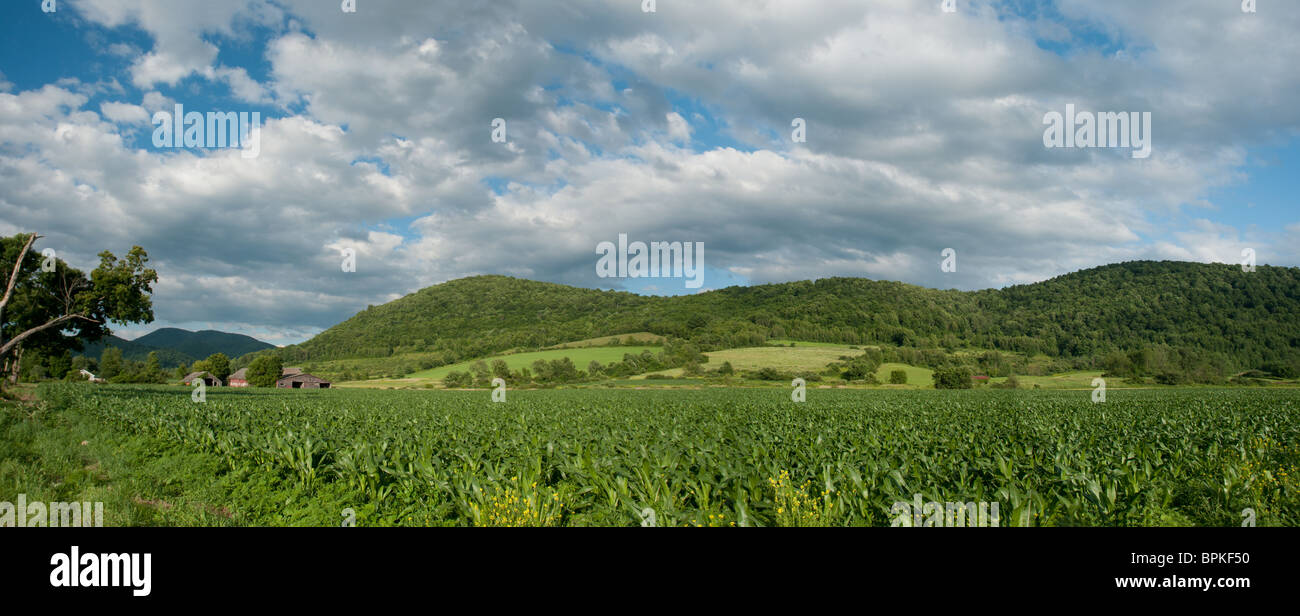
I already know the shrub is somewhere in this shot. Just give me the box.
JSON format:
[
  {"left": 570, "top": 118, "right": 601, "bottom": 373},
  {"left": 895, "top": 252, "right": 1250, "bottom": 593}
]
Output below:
[
  {"left": 840, "top": 363, "right": 869, "bottom": 381},
  {"left": 1155, "top": 372, "right": 1188, "bottom": 386},
  {"left": 443, "top": 371, "right": 473, "bottom": 388},
  {"left": 992, "top": 375, "right": 1020, "bottom": 389},
  {"left": 933, "top": 366, "right": 973, "bottom": 389},
  {"left": 889, "top": 370, "right": 907, "bottom": 385},
  {"left": 1260, "top": 362, "right": 1297, "bottom": 379}
]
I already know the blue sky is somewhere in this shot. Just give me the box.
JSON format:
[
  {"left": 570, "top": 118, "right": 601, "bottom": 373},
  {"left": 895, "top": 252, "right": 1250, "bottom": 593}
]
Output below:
[{"left": 1, "top": 0, "right": 1297, "bottom": 344}]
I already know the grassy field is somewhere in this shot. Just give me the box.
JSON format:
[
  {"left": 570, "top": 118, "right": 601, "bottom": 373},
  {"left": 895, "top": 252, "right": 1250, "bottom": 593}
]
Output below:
[
  {"left": 1010, "top": 371, "right": 1106, "bottom": 389},
  {"left": 341, "top": 345, "right": 660, "bottom": 387},
  {"left": 351, "top": 339, "right": 859, "bottom": 387},
  {"left": 10, "top": 383, "right": 1298, "bottom": 527},
  {"left": 336, "top": 339, "right": 1164, "bottom": 392},
  {"left": 765, "top": 340, "right": 863, "bottom": 349},
  {"left": 327, "top": 338, "right": 1290, "bottom": 394},
  {"left": 873, "top": 363, "right": 935, "bottom": 388},
  {"left": 700, "top": 345, "right": 858, "bottom": 374}
]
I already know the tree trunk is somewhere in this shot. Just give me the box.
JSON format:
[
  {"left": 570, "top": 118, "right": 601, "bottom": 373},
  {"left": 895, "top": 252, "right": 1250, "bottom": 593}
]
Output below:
[
  {"left": 0, "top": 233, "right": 40, "bottom": 388},
  {"left": 8, "top": 346, "right": 21, "bottom": 386}
]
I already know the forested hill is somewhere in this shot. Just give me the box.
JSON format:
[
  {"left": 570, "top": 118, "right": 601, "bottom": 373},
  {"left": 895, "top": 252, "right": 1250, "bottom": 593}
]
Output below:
[
  {"left": 77, "top": 328, "right": 275, "bottom": 368},
  {"left": 131, "top": 328, "right": 275, "bottom": 360},
  {"left": 270, "top": 261, "right": 1300, "bottom": 373}
]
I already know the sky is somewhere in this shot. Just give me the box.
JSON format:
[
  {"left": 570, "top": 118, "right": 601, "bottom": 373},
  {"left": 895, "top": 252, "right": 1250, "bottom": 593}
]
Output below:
[{"left": 1, "top": 0, "right": 1297, "bottom": 346}]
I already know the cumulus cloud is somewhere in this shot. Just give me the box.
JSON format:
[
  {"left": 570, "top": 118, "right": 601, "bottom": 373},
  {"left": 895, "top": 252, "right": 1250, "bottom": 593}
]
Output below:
[
  {"left": 665, "top": 112, "right": 691, "bottom": 143},
  {"left": 99, "top": 101, "right": 149, "bottom": 124},
  {"left": 0, "top": 0, "right": 1296, "bottom": 344}
]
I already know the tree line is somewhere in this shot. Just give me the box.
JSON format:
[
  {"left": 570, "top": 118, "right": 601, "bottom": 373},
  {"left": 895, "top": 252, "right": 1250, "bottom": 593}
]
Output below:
[{"left": 261, "top": 264, "right": 1300, "bottom": 382}]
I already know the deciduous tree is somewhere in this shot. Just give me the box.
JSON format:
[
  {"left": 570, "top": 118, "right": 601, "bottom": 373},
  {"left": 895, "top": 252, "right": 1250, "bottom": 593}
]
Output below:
[
  {"left": 0, "top": 233, "right": 156, "bottom": 390},
  {"left": 246, "top": 355, "right": 283, "bottom": 387}
]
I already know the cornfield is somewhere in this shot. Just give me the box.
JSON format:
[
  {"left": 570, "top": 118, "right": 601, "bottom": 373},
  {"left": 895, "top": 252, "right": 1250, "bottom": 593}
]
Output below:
[{"left": 36, "top": 383, "right": 1300, "bottom": 526}]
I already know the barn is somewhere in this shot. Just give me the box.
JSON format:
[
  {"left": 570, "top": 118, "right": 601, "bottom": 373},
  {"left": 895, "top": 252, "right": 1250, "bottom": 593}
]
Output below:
[
  {"left": 276, "top": 373, "right": 331, "bottom": 389},
  {"left": 229, "top": 366, "right": 303, "bottom": 387},
  {"left": 228, "top": 368, "right": 250, "bottom": 387},
  {"left": 182, "top": 371, "right": 223, "bottom": 387}
]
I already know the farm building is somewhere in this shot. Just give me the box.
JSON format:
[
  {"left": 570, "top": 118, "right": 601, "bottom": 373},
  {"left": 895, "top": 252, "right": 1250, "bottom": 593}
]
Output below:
[
  {"left": 230, "top": 366, "right": 306, "bottom": 387},
  {"left": 276, "top": 373, "right": 331, "bottom": 389},
  {"left": 182, "top": 371, "right": 223, "bottom": 387}
]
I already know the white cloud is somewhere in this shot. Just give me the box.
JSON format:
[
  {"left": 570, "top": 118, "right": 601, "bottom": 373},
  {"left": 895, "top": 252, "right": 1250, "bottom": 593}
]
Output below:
[
  {"left": 99, "top": 101, "right": 149, "bottom": 124},
  {"left": 665, "top": 112, "right": 691, "bottom": 143},
  {"left": 0, "top": 0, "right": 1296, "bottom": 343}
]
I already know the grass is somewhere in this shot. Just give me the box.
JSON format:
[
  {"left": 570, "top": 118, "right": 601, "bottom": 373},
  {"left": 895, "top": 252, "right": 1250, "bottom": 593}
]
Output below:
[
  {"left": 0, "top": 388, "right": 243, "bottom": 526},
  {"left": 337, "top": 336, "right": 1284, "bottom": 393},
  {"left": 1009, "top": 371, "right": 1106, "bottom": 389},
  {"left": 873, "top": 363, "right": 935, "bottom": 388},
  {"left": 700, "top": 346, "right": 858, "bottom": 374},
  {"left": 765, "top": 340, "right": 863, "bottom": 349},
  {"left": 340, "top": 346, "right": 660, "bottom": 387}
]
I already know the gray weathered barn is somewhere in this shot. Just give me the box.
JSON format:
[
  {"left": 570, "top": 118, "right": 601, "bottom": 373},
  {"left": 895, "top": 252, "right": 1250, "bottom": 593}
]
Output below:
[
  {"left": 275, "top": 373, "right": 331, "bottom": 389},
  {"left": 181, "top": 371, "right": 223, "bottom": 387}
]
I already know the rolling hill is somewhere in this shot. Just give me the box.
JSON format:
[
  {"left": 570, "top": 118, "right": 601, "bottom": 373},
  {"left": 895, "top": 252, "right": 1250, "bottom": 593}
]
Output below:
[
  {"left": 78, "top": 328, "right": 275, "bottom": 368},
  {"left": 132, "top": 328, "right": 276, "bottom": 360},
  {"left": 268, "top": 261, "right": 1300, "bottom": 376}
]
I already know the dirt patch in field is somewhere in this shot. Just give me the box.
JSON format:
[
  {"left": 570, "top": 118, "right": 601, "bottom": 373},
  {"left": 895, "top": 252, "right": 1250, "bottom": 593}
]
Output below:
[
  {"left": 202, "top": 504, "right": 233, "bottom": 519},
  {"left": 132, "top": 496, "right": 174, "bottom": 510}
]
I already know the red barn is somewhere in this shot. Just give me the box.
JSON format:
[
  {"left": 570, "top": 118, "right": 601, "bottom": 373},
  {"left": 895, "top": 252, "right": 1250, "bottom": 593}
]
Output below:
[{"left": 228, "top": 368, "right": 250, "bottom": 387}]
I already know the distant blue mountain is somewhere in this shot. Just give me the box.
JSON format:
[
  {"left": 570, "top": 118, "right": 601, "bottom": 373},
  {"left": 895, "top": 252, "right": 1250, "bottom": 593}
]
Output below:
[{"left": 75, "top": 328, "right": 275, "bottom": 367}]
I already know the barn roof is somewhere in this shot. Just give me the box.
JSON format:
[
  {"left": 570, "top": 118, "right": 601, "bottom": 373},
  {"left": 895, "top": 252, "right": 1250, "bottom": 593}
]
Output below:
[
  {"left": 182, "top": 371, "right": 222, "bottom": 385},
  {"left": 276, "top": 372, "right": 330, "bottom": 383},
  {"left": 229, "top": 368, "right": 248, "bottom": 380}
]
